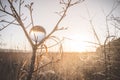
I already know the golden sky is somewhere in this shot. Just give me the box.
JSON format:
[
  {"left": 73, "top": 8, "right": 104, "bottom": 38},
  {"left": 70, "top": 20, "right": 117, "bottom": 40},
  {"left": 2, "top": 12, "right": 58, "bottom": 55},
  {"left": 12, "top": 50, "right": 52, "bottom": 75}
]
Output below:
[{"left": 0, "top": 0, "right": 120, "bottom": 52}]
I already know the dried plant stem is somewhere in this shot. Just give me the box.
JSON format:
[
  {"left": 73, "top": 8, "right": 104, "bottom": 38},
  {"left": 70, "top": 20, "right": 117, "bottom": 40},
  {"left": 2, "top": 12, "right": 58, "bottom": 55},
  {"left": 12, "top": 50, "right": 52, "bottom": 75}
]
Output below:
[
  {"left": 89, "top": 20, "right": 101, "bottom": 46},
  {"left": 27, "top": 46, "right": 37, "bottom": 80}
]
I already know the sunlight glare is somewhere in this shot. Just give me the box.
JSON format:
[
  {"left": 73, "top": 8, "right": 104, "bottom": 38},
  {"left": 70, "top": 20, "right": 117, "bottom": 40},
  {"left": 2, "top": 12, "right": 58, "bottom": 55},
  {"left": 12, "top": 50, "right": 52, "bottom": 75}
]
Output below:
[{"left": 64, "top": 35, "right": 92, "bottom": 52}]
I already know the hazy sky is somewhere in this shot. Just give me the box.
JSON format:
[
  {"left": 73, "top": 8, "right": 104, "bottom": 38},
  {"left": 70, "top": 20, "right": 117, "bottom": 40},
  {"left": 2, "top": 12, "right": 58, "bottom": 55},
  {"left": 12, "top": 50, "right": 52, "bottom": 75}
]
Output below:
[{"left": 0, "top": 0, "right": 120, "bottom": 52}]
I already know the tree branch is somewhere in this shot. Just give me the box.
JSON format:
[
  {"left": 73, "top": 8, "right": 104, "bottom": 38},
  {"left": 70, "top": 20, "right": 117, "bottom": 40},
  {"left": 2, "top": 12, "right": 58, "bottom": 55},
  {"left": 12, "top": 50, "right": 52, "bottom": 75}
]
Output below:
[
  {"left": 0, "top": 19, "right": 19, "bottom": 25},
  {"left": 89, "top": 20, "right": 101, "bottom": 46},
  {"left": 19, "top": 0, "right": 24, "bottom": 16},
  {"left": 8, "top": 0, "right": 34, "bottom": 47},
  {"left": 0, "top": 9, "right": 13, "bottom": 16},
  {"left": 0, "top": 19, "right": 16, "bottom": 31},
  {"left": 25, "top": 2, "right": 34, "bottom": 27},
  {"left": 37, "top": 0, "right": 73, "bottom": 47}
]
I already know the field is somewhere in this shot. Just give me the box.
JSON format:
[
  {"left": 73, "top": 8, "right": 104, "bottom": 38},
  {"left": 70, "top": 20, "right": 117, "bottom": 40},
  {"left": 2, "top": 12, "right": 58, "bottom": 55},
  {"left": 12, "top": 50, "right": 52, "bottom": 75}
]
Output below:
[{"left": 0, "top": 49, "right": 120, "bottom": 80}]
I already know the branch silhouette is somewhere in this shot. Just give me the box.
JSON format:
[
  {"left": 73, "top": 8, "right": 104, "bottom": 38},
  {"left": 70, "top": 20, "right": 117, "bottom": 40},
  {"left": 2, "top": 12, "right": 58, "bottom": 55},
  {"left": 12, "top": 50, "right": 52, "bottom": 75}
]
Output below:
[{"left": 0, "top": 0, "right": 84, "bottom": 80}]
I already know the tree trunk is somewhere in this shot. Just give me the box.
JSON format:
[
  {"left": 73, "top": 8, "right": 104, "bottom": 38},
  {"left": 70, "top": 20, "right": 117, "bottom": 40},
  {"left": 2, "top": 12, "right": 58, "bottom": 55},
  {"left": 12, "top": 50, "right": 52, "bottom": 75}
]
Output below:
[{"left": 27, "top": 46, "right": 37, "bottom": 80}]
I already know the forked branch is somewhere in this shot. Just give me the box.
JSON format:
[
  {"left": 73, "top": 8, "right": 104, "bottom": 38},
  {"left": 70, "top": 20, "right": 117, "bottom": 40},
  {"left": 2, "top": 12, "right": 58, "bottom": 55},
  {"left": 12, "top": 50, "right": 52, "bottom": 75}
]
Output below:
[
  {"left": 0, "top": 0, "right": 84, "bottom": 80},
  {"left": 37, "top": 0, "right": 84, "bottom": 47}
]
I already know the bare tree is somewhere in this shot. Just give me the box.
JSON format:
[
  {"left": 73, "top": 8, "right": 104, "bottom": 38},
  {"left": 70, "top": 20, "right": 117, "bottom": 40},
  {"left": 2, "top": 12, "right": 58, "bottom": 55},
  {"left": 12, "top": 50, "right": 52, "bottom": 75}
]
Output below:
[{"left": 0, "top": 0, "right": 84, "bottom": 80}]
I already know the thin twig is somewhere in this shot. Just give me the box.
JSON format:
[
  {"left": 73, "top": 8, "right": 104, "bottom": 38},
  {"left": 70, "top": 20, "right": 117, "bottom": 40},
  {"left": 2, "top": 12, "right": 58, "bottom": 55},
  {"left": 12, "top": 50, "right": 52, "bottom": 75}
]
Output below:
[
  {"left": 26, "top": 22, "right": 32, "bottom": 29},
  {"left": 0, "top": 19, "right": 16, "bottom": 31},
  {"left": 37, "top": 0, "right": 72, "bottom": 47},
  {"left": 8, "top": 0, "right": 34, "bottom": 46},
  {"left": 34, "top": 59, "right": 60, "bottom": 72},
  {"left": 84, "top": 41, "right": 101, "bottom": 46},
  {"left": 0, "top": 9, "right": 13, "bottom": 16},
  {"left": 19, "top": 0, "right": 24, "bottom": 16},
  {"left": 89, "top": 20, "right": 101, "bottom": 46},
  {"left": 0, "top": 19, "right": 19, "bottom": 25},
  {"left": 85, "top": 5, "right": 101, "bottom": 46},
  {"left": 25, "top": 2, "right": 34, "bottom": 27}
]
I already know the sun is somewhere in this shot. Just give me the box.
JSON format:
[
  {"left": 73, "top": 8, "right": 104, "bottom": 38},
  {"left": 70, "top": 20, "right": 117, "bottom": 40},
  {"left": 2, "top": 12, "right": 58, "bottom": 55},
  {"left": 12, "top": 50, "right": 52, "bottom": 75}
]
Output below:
[
  {"left": 69, "top": 40, "right": 87, "bottom": 52},
  {"left": 64, "top": 35, "right": 92, "bottom": 52}
]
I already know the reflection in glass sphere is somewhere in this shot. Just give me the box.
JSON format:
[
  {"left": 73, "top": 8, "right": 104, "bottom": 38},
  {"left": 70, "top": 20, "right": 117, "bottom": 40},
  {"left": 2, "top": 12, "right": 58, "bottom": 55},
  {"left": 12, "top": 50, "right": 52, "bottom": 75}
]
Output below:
[{"left": 29, "top": 25, "right": 46, "bottom": 44}]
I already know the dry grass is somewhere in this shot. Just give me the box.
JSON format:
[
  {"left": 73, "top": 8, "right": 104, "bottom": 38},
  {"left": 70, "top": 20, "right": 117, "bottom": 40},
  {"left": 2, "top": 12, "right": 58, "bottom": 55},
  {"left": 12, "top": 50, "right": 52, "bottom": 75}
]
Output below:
[{"left": 0, "top": 50, "right": 120, "bottom": 80}]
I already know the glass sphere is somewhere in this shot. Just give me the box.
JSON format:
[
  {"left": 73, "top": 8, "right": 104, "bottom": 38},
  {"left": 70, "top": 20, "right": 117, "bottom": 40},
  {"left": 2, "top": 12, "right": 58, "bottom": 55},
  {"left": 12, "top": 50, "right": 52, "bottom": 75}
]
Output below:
[{"left": 29, "top": 25, "right": 46, "bottom": 44}]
